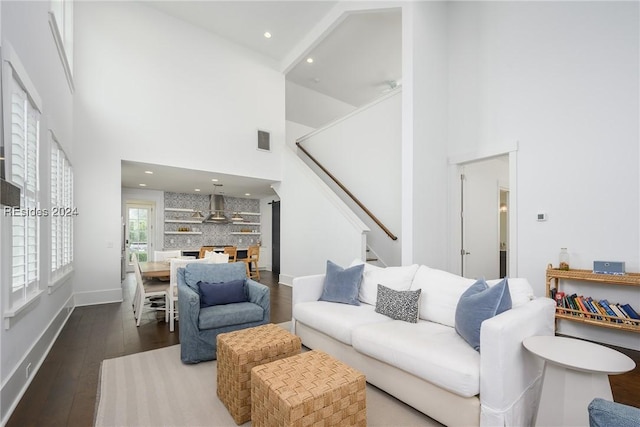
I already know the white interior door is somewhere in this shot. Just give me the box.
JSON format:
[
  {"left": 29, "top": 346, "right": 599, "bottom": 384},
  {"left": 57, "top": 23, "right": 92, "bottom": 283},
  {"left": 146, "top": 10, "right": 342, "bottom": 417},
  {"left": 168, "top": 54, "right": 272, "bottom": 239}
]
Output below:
[{"left": 461, "top": 156, "right": 508, "bottom": 279}]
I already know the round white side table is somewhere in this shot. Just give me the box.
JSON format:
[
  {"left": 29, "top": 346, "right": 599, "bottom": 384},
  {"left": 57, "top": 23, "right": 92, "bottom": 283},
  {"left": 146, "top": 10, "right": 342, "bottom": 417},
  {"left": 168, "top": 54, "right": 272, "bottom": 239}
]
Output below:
[{"left": 523, "top": 335, "right": 635, "bottom": 427}]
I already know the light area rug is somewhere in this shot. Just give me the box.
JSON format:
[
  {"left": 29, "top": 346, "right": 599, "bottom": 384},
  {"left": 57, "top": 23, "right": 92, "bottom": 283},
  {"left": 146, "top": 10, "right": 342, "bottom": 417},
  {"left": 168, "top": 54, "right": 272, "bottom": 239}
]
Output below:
[{"left": 95, "top": 344, "right": 442, "bottom": 427}]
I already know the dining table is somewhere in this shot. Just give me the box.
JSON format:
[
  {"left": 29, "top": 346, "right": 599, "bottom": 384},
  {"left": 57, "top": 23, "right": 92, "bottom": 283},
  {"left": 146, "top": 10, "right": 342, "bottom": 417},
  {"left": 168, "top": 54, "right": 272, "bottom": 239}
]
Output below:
[{"left": 138, "top": 261, "right": 171, "bottom": 279}]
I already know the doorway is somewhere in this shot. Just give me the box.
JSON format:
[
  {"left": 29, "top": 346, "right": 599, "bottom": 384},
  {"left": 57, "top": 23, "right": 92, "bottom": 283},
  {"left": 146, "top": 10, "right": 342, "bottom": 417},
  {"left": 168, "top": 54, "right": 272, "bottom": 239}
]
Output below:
[
  {"left": 271, "top": 200, "right": 281, "bottom": 275},
  {"left": 125, "top": 202, "right": 155, "bottom": 272},
  {"left": 459, "top": 155, "right": 509, "bottom": 279}
]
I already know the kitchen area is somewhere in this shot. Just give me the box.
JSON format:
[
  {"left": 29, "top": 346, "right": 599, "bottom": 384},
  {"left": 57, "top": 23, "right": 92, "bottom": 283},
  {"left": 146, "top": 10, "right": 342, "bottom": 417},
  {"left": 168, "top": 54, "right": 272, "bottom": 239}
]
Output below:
[{"left": 163, "top": 191, "right": 265, "bottom": 262}]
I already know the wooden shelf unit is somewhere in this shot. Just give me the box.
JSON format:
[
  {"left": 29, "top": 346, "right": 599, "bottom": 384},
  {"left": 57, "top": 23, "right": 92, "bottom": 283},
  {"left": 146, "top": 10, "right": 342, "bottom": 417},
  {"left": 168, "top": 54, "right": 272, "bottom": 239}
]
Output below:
[{"left": 546, "top": 264, "right": 640, "bottom": 333}]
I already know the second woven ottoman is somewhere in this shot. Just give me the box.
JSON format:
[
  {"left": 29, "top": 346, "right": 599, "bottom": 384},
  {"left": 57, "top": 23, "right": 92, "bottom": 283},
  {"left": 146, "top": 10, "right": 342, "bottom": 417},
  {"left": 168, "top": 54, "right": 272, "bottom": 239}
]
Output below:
[
  {"left": 217, "top": 323, "right": 301, "bottom": 424},
  {"left": 251, "top": 350, "right": 367, "bottom": 427}
]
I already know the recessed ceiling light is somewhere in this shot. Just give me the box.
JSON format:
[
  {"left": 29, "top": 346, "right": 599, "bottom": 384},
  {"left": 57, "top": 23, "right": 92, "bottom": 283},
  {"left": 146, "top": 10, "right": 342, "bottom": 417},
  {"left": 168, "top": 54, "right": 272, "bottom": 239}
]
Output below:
[
  {"left": 139, "top": 183, "right": 147, "bottom": 187},
  {"left": 144, "top": 170, "right": 153, "bottom": 174},
  {"left": 194, "top": 188, "right": 200, "bottom": 192},
  {"left": 306, "top": 57, "right": 314, "bottom": 64},
  {"left": 245, "top": 193, "right": 251, "bottom": 196},
  {"left": 264, "top": 31, "right": 272, "bottom": 39},
  {"left": 211, "top": 178, "right": 218, "bottom": 182}
]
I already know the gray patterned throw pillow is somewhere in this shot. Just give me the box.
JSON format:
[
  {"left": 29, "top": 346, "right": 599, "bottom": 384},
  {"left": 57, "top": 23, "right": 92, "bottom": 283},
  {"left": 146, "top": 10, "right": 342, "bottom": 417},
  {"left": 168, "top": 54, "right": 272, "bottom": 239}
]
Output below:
[{"left": 375, "top": 284, "right": 421, "bottom": 323}]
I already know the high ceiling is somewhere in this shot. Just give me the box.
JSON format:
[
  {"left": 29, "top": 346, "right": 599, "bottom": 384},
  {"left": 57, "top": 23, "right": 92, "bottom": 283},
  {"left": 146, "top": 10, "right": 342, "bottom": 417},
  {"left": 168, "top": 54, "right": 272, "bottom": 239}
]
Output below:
[
  {"left": 126, "top": 1, "right": 402, "bottom": 197},
  {"left": 121, "top": 161, "right": 278, "bottom": 199}
]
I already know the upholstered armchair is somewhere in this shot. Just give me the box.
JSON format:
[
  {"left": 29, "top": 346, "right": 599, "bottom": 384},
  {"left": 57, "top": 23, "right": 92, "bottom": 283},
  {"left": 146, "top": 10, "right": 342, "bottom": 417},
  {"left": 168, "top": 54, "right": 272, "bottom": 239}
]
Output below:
[{"left": 177, "top": 262, "right": 270, "bottom": 364}]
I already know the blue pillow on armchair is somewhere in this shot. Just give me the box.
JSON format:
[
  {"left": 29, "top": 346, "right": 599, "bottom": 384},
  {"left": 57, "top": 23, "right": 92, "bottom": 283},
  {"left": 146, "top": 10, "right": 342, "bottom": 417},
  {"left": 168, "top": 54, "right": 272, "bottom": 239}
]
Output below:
[
  {"left": 198, "top": 279, "right": 248, "bottom": 307},
  {"left": 318, "top": 260, "right": 364, "bottom": 306}
]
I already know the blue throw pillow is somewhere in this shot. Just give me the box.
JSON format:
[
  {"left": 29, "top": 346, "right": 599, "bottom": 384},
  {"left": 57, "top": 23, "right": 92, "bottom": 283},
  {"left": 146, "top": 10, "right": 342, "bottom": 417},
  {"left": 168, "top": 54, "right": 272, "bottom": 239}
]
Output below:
[
  {"left": 455, "top": 278, "right": 512, "bottom": 351},
  {"left": 198, "top": 279, "right": 248, "bottom": 308},
  {"left": 318, "top": 260, "right": 364, "bottom": 306}
]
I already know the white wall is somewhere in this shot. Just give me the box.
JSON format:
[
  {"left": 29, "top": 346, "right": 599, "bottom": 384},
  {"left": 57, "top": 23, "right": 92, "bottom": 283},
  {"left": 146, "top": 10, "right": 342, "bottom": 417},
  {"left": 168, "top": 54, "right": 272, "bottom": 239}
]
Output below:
[
  {"left": 286, "top": 120, "right": 315, "bottom": 149},
  {"left": 404, "top": 1, "right": 450, "bottom": 269},
  {"left": 275, "top": 147, "right": 369, "bottom": 285},
  {"left": 296, "top": 91, "right": 402, "bottom": 266},
  {"left": 73, "top": 1, "right": 285, "bottom": 306},
  {"left": 448, "top": 1, "right": 640, "bottom": 349},
  {"left": 1, "top": 1, "right": 74, "bottom": 422},
  {"left": 285, "top": 80, "right": 356, "bottom": 129}
]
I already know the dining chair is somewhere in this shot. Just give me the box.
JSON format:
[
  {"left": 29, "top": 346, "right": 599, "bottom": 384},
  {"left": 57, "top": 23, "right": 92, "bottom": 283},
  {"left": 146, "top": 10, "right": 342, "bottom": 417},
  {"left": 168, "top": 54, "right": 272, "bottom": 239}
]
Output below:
[
  {"left": 133, "top": 254, "right": 170, "bottom": 327},
  {"left": 198, "top": 246, "right": 215, "bottom": 259},
  {"left": 153, "top": 250, "right": 182, "bottom": 262},
  {"left": 238, "top": 245, "right": 260, "bottom": 280},
  {"left": 223, "top": 246, "right": 237, "bottom": 263}
]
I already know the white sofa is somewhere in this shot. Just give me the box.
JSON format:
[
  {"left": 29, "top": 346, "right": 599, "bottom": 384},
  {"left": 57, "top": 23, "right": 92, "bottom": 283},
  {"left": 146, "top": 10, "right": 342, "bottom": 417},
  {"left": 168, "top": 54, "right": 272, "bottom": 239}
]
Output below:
[{"left": 292, "top": 261, "right": 556, "bottom": 427}]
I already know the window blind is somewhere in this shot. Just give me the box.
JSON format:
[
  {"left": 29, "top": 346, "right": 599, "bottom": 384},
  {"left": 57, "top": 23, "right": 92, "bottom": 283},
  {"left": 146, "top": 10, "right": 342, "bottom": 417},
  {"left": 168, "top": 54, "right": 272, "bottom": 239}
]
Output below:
[
  {"left": 50, "top": 136, "right": 73, "bottom": 277},
  {"left": 10, "top": 72, "right": 40, "bottom": 302}
]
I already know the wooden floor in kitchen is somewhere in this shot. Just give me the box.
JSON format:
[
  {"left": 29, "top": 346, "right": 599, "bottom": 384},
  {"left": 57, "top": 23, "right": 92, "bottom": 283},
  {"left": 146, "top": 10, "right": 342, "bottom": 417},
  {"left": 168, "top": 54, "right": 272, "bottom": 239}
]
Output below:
[{"left": 6, "top": 271, "right": 640, "bottom": 426}]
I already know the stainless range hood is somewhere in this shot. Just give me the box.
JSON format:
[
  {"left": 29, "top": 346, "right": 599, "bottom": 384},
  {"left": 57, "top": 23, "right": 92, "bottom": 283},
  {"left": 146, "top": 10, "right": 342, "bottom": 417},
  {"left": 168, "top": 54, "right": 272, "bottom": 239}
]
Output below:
[{"left": 203, "top": 194, "right": 229, "bottom": 223}]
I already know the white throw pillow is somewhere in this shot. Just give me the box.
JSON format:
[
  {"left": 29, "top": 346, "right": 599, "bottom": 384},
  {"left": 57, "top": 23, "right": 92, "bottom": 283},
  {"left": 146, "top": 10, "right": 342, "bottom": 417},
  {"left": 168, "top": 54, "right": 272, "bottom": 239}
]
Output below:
[
  {"left": 486, "top": 277, "right": 533, "bottom": 307},
  {"left": 410, "top": 266, "right": 476, "bottom": 327},
  {"left": 208, "top": 252, "right": 230, "bottom": 264},
  {"left": 350, "top": 259, "right": 419, "bottom": 306}
]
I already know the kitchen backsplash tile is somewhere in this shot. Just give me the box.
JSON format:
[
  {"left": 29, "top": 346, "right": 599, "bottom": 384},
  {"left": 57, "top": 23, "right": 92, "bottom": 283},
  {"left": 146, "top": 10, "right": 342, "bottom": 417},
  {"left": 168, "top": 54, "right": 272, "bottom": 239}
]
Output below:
[{"left": 163, "top": 192, "right": 260, "bottom": 249}]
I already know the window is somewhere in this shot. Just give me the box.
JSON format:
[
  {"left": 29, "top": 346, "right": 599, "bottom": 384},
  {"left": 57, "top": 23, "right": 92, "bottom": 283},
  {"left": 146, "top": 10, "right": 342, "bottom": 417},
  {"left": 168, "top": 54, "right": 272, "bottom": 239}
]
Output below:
[
  {"left": 50, "top": 133, "right": 74, "bottom": 281},
  {"left": 3, "top": 43, "right": 43, "bottom": 311},
  {"left": 49, "top": 0, "right": 74, "bottom": 91}
]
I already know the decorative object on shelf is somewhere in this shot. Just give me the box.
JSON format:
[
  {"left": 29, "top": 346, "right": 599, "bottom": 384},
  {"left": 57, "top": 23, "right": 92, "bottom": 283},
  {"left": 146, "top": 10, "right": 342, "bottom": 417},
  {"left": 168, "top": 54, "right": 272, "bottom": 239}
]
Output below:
[
  {"left": 192, "top": 210, "right": 204, "bottom": 219},
  {"left": 593, "top": 261, "right": 626, "bottom": 275},
  {"left": 559, "top": 248, "right": 570, "bottom": 270},
  {"left": 231, "top": 212, "right": 243, "bottom": 221}
]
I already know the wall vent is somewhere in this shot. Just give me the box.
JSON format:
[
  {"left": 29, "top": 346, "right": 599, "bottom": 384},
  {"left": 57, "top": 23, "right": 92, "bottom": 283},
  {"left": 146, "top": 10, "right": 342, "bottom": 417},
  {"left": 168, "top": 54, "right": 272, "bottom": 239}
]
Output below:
[{"left": 257, "top": 130, "right": 270, "bottom": 151}]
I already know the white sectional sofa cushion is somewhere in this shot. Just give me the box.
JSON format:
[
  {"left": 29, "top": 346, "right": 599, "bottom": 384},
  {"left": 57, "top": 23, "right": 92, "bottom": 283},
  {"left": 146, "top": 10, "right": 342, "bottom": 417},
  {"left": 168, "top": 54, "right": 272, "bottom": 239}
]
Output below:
[
  {"left": 352, "top": 319, "right": 481, "bottom": 397},
  {"left": 351, "top": 260, "right": 419, "bottom": 305},
  {"left": 293, "top": 300, "right": 391, "bottom": 345},
  {"left": 487, "top": 277, "right": 534, "bottom": 307},
  {"left": 410, "top": 266, "right": 476, "bottom": 326}
]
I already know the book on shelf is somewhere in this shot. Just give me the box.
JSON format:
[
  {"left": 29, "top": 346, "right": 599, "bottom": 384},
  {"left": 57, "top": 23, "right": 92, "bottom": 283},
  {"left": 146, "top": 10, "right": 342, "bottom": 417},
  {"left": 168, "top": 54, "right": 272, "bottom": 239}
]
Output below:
[
  {"left": 591, "top": 300, "right": 608, "bottom": 320},
  {"left": 598, "top": 300, "right": 620, "bottom": 322},
  {"left": 621, "top": 304, "right": 640, "bottom": 320},
  {"left": 576, "top": 296, "right": 592, "bottom": 318},
  {"left": 614, "top": 303, "right": 636, "bottom": 325},
  {"left": 584, "top": 297, "right": 602, "bottom": 320}
]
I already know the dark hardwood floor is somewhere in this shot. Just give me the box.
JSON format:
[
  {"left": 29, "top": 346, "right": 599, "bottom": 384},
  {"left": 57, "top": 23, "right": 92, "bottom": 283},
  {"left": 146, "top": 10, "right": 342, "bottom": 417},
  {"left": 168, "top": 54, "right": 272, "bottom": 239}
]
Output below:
[
  {"left": 6, "top": 270, "right": 290, "bottom": 427},
  {"left": 6, "top": 272, "right": 640, "bottom": 426}
]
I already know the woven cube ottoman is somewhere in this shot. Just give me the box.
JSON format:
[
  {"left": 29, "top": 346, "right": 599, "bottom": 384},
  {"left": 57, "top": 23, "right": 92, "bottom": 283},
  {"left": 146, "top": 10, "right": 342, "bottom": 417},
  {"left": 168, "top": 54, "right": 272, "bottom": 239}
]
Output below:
[
  {"left": 251, "top": 350, "right": 367, "bottom": 427},
  {"left": 217, "top": 323, "right": 301, "bottom": 425}
]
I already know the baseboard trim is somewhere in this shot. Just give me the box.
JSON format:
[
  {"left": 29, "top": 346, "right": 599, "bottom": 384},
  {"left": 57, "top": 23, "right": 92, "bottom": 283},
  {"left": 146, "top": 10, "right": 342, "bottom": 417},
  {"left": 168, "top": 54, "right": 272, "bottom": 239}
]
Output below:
[
  {"left": 73, "top": 288, "right": 123, "bottom": 307},
  {"left": 278, "top": 274, "right": 293, "bottom": 287},
  {"left": 1, "top": 295, "right": 74, "bottom": 426}
]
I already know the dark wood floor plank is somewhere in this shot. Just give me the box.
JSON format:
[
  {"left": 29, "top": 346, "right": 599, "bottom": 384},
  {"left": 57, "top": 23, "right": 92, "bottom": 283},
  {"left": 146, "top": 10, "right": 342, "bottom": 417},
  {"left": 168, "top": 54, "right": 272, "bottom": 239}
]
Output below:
[{"left": 6, "top": 270, "right": 638, "bottom": 427}]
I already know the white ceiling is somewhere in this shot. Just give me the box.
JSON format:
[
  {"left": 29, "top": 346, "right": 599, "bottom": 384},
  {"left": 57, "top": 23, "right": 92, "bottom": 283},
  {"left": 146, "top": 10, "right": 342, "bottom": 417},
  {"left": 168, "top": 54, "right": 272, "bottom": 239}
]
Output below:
[
  {"left": 286, "top": 9, "right": 402, "bottom": 108},
  {"left": 146, "top": 1, "right": 338, "bottom": 63},
  {"left": 126, "top": 2, "right": 402, "bottom": 196},
  {"left": 121, "top": 161, "right": 279, "bottom": 199}
]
